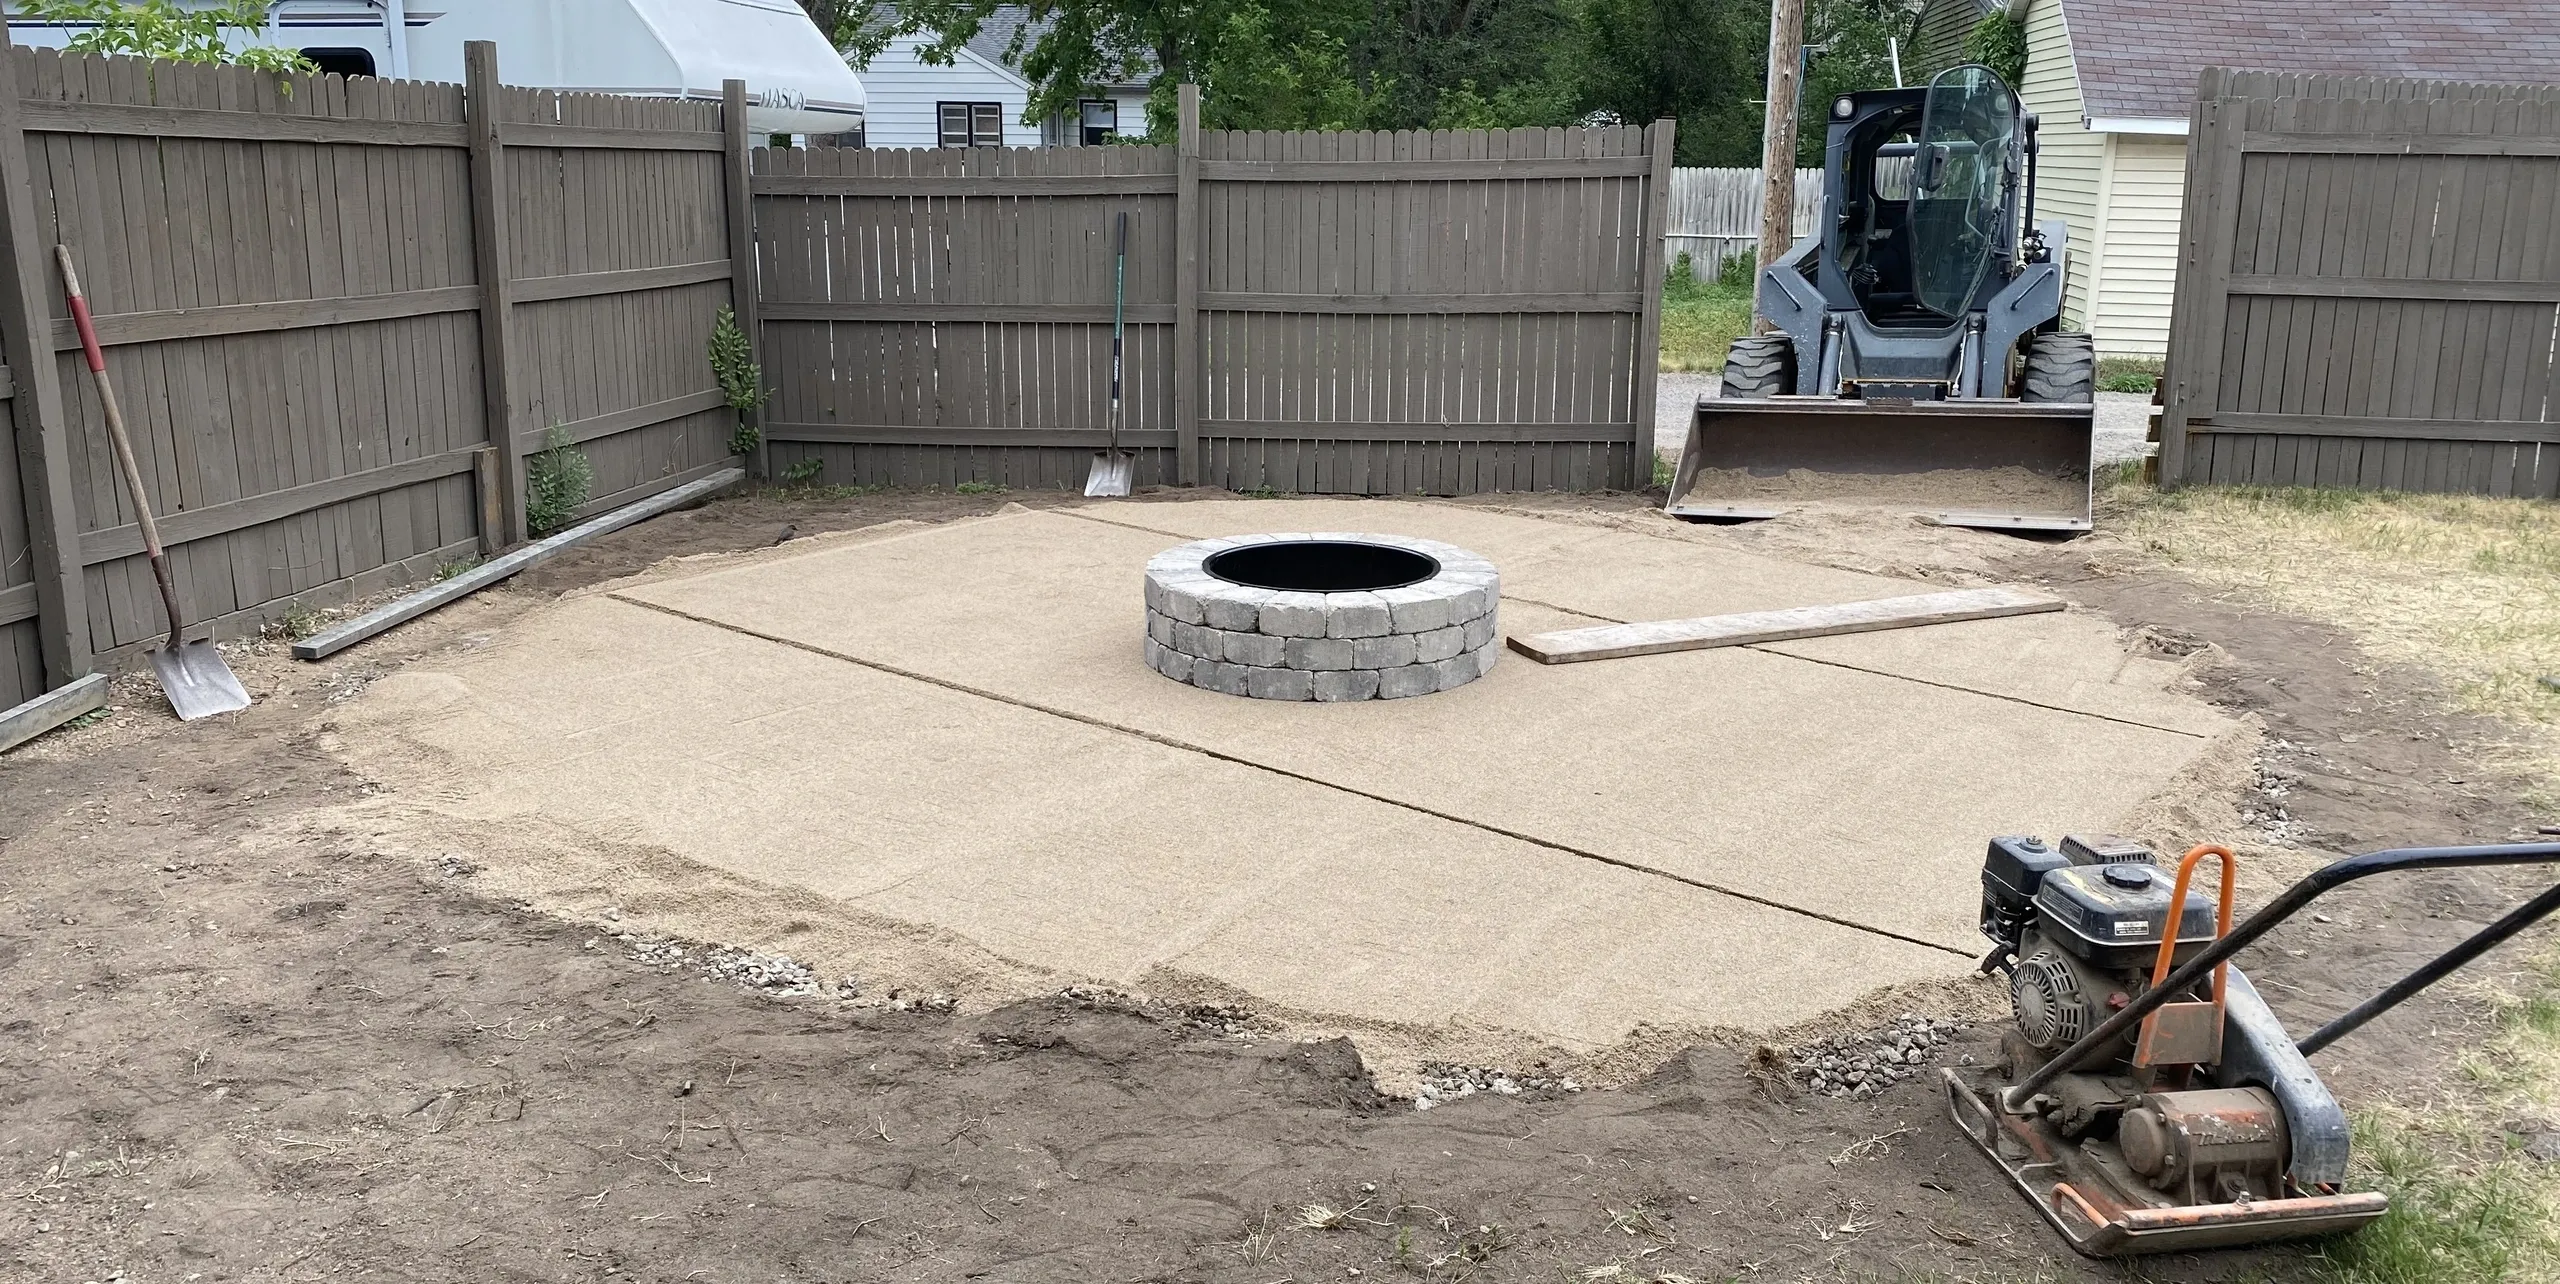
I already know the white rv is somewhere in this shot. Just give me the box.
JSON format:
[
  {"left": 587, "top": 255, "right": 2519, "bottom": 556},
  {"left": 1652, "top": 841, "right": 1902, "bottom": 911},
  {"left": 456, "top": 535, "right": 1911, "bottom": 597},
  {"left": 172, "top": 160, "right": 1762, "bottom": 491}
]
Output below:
[{"left": 4, "top": 0, "right": 867, "bottom": 137}]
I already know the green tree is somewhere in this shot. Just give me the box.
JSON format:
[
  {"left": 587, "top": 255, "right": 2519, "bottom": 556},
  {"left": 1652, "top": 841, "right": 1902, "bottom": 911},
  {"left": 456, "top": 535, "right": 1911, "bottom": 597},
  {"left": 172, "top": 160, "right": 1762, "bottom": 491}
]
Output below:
[
  {"left": 17, "top": 0, "right": 317, "bottom": 75},
  {"left": 828, "top": 0, "right": 1388, "bottom": 135},
  {"left": 1798, "top": 0, "right": 1913, "bottom": 164},
  {"left": 1565, "top": 0, "right": 1766, "bottom": 163}
]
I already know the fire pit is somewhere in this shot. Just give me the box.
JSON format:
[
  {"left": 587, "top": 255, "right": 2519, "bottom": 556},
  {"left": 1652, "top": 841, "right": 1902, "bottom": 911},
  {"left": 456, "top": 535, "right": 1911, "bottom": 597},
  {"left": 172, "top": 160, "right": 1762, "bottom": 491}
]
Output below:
[{"left": 1143, "top": 533, "right": 1501, "bottom": 700}]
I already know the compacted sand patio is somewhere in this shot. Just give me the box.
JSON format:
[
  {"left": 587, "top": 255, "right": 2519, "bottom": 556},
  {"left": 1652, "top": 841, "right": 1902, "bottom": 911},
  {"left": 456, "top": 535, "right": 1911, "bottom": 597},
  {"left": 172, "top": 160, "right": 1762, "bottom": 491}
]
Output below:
[{"left": 322, "top": 498, "right": 2232, "bottom": 1058}]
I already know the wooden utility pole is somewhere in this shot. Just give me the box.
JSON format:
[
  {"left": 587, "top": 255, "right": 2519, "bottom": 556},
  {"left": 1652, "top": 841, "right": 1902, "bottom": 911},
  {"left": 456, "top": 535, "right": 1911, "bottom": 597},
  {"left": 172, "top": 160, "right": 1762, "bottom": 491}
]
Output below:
[{"left": 1756, "top": 0, "right": 1807, "bottom": 275}]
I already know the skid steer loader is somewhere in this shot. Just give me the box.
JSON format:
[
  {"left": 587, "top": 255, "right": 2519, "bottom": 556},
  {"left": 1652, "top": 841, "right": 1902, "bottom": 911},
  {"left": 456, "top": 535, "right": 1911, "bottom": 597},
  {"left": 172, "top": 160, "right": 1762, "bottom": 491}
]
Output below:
[{"left": 1664, "top": 66, "right": 2097, "bottom": 531}]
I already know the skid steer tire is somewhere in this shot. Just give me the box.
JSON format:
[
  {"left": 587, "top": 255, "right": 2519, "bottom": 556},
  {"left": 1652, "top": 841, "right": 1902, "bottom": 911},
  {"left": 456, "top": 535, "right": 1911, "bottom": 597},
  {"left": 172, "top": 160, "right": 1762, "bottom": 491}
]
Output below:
[
  {"left": 1721, "top": 334, "right": 1796, "bottom": 399},
  {"left": 2021, "top": 332, "right": 2096, "bottom": 403}
]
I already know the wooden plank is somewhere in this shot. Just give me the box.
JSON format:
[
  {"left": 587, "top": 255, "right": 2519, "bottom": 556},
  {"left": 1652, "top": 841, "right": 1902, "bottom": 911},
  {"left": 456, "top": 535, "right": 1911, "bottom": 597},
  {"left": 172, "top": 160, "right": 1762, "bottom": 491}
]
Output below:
[
  {"left": 1175, "top": 83, "right": 1202, "bottom": 485},
  {"left": 0, "top": 670, "right": 106, "bottom": 755},
  {"left": 515, "top": 388, "right": 728, "bottom": 450},
  {"left": 766, "top": 423, "right": 1179, "bottom": 448},
  {"left": 45, "top": 284, "right": 480, "bottom": 349},
  {"left": 1201, "top": 291, "right": 1642, "bottom": 314},
  {"left": 761, "top": 301, "right": 1178, "bottom": 325},
  {"left": 18, "top": 99, "right": 468, "bottom": 148},
  {"left": 2227, "top": 273, "right": 2560, "bottom": 302},
  {"left": 465, "top": 42, "right": 523, "bottom": 550},
  {"left": 510, "top": 259, "right": 729, "bottom": 303},
  {"left": 752, "top": 173, "right": 1177, "bottom": 197},
  {"left": 2194, "top": 412, "right": 2560, "bottom": 442},
  {"left": 1202, "top": 156, "right": 1652, "bottom": 181},
  {"left": 0, "top": 30, "right": 87, "bottom": 684},
  {"left": 1630, "top": 118, "right": 1675, "bottom": 489},
  {"left": 1507, "top": 587, "right": 2064, "bottom": 665},
  {"left": 77, "top": 447, "right": 479, "bottom": 565},
  {"left": 2242, "top": 131, "right": 2560, "bottom": 157},
  {"left": 502, "top": 122, "right": 724, "bottom": 152},
  {"left": 0, "top": 581, "right": 31, "bottom": 625},
  {"left": 291, "top": 466, "right": 741, "bottom": 660}
]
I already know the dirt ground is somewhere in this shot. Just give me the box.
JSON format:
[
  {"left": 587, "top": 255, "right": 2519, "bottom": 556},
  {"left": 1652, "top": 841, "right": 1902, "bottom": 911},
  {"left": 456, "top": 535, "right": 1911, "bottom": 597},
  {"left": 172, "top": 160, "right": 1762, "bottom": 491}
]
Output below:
[{"left": 3, "top": 482, "right": 2554, "bottom": 1284}]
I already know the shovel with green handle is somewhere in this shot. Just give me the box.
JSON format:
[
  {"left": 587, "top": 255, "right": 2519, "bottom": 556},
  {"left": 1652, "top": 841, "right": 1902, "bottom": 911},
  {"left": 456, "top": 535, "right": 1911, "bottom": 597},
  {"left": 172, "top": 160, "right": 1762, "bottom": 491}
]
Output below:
[{"left": 1083, "top": 211, "right": 1134, "bottom": 497}]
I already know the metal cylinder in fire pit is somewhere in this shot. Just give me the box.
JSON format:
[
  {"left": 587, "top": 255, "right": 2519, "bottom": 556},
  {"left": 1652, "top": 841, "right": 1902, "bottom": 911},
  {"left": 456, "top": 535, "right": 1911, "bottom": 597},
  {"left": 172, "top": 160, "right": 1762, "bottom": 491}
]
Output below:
[{"left": 1142, "top": 533, "right": 1501, "bottom": 700}]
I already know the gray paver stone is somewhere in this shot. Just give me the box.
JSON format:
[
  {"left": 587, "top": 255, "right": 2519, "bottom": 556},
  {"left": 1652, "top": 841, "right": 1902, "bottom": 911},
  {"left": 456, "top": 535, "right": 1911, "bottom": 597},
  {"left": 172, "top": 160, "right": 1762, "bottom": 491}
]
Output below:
[
  {"left": 1285, "top": 637, "right": 1356, "bottom": 671},
  {"left": 1220, "top": 630, "right": 1286, "bottom": 667},
  {"left": 1350, "top": 633, "right": 1417, "bottom": 668},
  {"left": 1376, "top": 663, "right": 1439, "bottom": 699},
  {"left": 1246, "top": 666, "right": 1315, "bottom": 701},
  {"left": 1412, "top": 625, "right": 1464, "bottom": 664},
  {"left": 1259, "top": 593, "right": 1329, "bottom": 638},
  {"left": 1191, "top": 661, "right": 1248, "bottom": 696},
  {"left": 1202, "top": 588, "right": 1272, "bottom": 631},
  {"left": 1322, "top": 593, "right": 1393, "bottom": 639},
  {"left": 1313, "top": 669, "right": 1382, "bottom": 701}
]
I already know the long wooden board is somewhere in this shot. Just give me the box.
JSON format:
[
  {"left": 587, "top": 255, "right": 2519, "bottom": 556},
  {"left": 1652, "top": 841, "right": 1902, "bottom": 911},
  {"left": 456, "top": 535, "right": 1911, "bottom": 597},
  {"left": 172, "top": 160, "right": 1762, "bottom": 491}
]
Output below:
[
  {"left": 1506, "top": 587, "right": 2064, "bottom": 665},
  {"left": 291, "top": 467, "right": 741, "bottom": 661},
  {"left": 0, "top": 672, "right": 107, "bottom": 755}
]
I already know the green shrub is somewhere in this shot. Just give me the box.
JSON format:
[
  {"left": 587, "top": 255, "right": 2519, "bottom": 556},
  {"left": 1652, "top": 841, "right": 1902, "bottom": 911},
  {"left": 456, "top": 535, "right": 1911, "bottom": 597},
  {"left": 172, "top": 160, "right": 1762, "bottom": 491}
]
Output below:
[
  {"left": 1963, "top": 13, "right": 2028, "bottom": 88},
  {"left": 525, "top": 426, "right": 593, "bottom": 536},
  {"left": 708, "top": 305, "right": 768, "bottom": 459}
]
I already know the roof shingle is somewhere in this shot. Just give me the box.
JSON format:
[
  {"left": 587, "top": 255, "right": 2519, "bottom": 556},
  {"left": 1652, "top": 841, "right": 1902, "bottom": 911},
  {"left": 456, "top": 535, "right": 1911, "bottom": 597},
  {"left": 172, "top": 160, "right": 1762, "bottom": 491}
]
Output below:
[{"left": 2059, "top": 0, "right": 2560, "bottom": 120}]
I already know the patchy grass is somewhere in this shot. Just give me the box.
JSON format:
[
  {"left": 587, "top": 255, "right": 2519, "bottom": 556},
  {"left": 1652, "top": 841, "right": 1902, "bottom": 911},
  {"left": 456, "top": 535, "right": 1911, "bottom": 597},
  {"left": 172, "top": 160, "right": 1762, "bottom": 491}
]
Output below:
[
  {"left": 2097, "top": 356, "right": 2163, "bottom": 394},
  {"left": 1658, "top": 262, "right": 1755, "bottom": 374},
  {"left": 2311, "top": 939, "right": 2560, "bottom": 1283},
  {"left": 953, "top": 480, "right": 1005, "bottom": 496},
  {"left": 2106, "top": 484, "right": 2560, "bottom": 733},
  {"left": 2104, "top": 479, "right": 2560, "bottom": 1281}
]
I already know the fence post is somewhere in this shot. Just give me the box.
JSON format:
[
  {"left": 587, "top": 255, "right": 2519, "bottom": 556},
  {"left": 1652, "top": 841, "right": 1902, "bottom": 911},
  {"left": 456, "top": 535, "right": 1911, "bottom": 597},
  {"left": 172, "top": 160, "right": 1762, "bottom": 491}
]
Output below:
[
  {"left": 721, "top": 79, "right": 767, "bottom": 483},
  {"left": 1630, "top": 119, "right": 1676, "bottom": 489},
  {"left": 0, "top": 31, "right": 89, "bottom": 686},
  {"left": 464, "top": 41, "right": 524, "bottom": 550},
  {"left": 2160, "top": 86, "right": 2244, "bottom": 489},
  {"left": 1174, "top": 83, "right": 1202, "bottom": 487}
]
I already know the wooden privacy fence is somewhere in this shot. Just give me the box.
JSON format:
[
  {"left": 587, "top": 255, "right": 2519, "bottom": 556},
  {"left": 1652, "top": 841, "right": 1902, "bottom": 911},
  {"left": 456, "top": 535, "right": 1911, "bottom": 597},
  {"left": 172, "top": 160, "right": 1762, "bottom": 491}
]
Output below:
[
  {"left": 2162, "top": 67, "right": 2560, "bottom": 496},
  {"left": 751, "top": 91, "right": 1675, "bottom": 496},
  {"left": 0, "top": 41, "right": 754, "bottom": 715},
  {"left": 1663, "top": 166, "right": 1821, "bottom": 273}
]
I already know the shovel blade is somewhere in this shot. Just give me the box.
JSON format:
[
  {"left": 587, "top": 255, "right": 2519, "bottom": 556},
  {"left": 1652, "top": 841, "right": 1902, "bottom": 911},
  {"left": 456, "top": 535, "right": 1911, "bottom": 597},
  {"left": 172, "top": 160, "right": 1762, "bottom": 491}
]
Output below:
[
  {"left": 150, "top": 640, "right": 251, "bottom": 721},
  {"left": 1083, "top": 450, "right": 1135, "bottom": 498}
]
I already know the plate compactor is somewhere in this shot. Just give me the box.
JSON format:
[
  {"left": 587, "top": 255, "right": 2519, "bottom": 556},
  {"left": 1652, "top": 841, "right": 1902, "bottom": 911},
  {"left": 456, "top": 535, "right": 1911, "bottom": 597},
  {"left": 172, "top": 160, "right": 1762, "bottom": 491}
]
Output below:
[
  {"left": 1665, "top": 65, "right": 2097, "bottom": 531},
  {"left": 1947, "top": 834, "right": 2560, "bottom": 1256}
]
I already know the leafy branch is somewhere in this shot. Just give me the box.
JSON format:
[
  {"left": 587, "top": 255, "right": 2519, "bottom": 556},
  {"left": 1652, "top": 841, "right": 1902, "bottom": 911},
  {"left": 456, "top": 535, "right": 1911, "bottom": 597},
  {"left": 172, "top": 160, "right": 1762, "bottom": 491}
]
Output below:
[
  {"left": 19, "top": 0, "right": 320, "bottom": 77},
  {"left": 708, "top": 306, "right": 768, "bottom": 459}
]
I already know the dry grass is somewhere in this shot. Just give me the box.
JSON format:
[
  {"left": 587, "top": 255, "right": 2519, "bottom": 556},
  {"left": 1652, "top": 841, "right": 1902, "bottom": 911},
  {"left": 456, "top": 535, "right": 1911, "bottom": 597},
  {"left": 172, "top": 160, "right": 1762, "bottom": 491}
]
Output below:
[
  {"left": 2105, "top": 483, "right": 2560, "bottom": 798},
  {"left": 2101, "top": 479, "right": 2560, "bottom": 1281}
]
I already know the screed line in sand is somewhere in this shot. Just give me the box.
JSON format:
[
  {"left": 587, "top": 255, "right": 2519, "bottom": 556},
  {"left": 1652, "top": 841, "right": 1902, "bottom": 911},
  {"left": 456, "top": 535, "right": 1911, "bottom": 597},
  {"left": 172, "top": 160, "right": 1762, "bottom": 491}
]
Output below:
[{"left": 609, "top": 591, "right": 1977, "bottom": 960}]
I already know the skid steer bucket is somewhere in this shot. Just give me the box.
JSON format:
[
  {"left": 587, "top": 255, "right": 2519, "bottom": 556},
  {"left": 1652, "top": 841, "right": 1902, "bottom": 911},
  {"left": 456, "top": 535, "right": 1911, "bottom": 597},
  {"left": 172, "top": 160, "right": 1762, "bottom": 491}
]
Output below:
[{"left": 1663, "top": 396, "right": 2095, "bottom": 532}]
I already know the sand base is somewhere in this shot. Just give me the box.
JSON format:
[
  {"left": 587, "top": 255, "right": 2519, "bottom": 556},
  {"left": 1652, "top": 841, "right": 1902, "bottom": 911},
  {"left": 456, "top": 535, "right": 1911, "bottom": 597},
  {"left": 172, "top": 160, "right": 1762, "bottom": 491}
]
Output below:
[{"left": 318, "top": 499, "right": 2230, "bottom": 1071}]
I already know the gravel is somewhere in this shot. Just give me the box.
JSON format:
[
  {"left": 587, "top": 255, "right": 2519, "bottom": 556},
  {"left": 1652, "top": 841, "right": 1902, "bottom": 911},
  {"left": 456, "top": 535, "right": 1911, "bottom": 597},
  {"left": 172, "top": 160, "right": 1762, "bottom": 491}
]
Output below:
[
  {"left": 1412, "top": 1062, "right": 1581, "bottom": 1111},
  {"left": 1788, "top": 1014, "right": 1971, "bottom": 1100}
]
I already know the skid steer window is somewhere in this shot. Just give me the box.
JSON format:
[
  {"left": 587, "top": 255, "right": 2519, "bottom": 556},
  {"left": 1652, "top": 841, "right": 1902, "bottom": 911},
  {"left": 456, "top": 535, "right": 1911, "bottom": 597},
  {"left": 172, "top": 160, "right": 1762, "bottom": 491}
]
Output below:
[{"left": 1909, "top": 66, "right": 2017, "bottom": 318}]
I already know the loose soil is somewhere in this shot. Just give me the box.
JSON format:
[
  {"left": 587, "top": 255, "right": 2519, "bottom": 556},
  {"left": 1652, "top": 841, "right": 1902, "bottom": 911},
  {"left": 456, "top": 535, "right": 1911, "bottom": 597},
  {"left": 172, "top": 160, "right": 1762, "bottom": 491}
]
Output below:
[
  {"left": 1675, "top": 466, "right": 2087, "bottom": 520},
  {"left": 3, "top": 483, "right": 2552, "bottom": 1283}
]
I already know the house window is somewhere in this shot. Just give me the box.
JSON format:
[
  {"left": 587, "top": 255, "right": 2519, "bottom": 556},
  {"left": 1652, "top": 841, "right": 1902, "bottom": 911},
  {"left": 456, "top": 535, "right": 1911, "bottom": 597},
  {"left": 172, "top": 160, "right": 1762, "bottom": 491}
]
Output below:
[
  {"left": 1079, "top": 98, "right": 1118, "bottom": 146},
  {"left": 938, "top": 102, "right": 1005, "bottom": 148}
]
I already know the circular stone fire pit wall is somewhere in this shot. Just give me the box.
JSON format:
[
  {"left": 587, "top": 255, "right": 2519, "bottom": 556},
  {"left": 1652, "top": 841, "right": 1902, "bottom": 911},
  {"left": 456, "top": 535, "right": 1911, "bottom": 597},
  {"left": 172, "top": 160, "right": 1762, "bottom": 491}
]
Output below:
[{"left": 1143, "top": 533, "right": 1500, "bottom": 701}]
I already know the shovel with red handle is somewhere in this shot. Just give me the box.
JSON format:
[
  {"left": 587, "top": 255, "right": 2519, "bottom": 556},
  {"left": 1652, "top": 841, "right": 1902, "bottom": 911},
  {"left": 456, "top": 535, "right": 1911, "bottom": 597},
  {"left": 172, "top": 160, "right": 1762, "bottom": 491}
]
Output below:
[{"left": 58, "top": 244, "right": 251, "bottom": 720}]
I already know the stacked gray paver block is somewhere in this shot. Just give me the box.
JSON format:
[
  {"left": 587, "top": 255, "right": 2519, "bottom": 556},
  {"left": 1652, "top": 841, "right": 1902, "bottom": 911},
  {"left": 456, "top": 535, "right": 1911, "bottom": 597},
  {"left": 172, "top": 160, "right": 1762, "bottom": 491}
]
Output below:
[{"left": 1142, "top": 533, "right": 1500, "bottom": 701}]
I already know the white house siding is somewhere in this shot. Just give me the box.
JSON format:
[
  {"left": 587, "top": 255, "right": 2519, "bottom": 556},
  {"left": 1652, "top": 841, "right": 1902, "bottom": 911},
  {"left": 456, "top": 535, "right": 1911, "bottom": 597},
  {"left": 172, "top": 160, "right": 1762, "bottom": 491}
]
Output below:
[
  {"left": 2089, "top": 136, "right": 2184, "bottom": 356},
  {"left": 855, "top": 35, "right": 1040, "bottom": 147},
  {"left": 2017, "top": 0, "right": 2104, "bottom": 336}
]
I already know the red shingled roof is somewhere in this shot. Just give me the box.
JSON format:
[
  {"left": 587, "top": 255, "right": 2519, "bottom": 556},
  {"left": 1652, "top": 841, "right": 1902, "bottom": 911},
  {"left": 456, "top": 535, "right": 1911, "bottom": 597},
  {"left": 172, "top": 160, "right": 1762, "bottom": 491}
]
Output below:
[{"left": 2059, "top": 0, "right": 2560, "bottom": 120}]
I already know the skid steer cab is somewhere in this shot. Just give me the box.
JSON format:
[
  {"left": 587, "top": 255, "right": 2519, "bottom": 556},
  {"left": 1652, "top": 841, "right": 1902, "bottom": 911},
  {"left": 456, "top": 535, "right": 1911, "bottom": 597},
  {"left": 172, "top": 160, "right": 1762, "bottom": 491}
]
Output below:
[{"left": 1665, "top": 65, "right": 2099, "bottom": 532}]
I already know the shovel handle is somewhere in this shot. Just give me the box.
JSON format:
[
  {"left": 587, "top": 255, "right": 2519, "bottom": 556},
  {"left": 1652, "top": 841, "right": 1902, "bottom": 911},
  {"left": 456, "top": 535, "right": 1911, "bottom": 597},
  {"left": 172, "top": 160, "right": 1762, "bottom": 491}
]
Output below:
[{"left": 60, "top": 245, "right": 183, "bottom": 649}]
